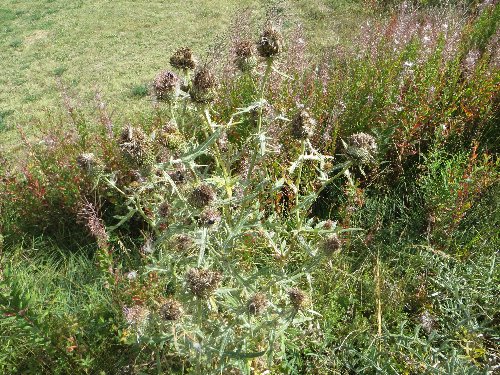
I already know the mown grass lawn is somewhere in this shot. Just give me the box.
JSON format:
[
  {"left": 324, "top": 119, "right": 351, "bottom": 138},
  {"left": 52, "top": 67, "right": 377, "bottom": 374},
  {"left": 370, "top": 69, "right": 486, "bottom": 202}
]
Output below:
[{"left": 0, "top": 0, "right": 372, "bottom": 140}]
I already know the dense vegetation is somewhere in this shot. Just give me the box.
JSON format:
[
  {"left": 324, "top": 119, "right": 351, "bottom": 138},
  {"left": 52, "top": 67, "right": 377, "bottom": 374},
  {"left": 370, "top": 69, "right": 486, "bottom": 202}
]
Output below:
[{"left": 0, "top": 1, "right": 499, "bottom": 374}]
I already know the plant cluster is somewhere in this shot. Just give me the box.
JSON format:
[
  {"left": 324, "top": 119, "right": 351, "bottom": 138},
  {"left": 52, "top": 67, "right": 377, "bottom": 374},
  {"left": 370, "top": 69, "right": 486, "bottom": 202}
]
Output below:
[{"left": 0, "top": 2, "right": 499, "bottom": 374}]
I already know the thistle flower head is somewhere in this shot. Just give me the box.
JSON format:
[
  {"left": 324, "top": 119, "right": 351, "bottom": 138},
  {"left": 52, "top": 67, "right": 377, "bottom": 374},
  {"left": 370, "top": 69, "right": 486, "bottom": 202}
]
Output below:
[
  {"left": 257, "top": 23, "right": 283, "bottom": 58},
  {"left": 123, "top": 305, "right": 150, "bottom": 328},
  {"left": 198, "top": 207, "right": 221, "bottom": 227},
  {"left": 158, "top": 122, "right": 185, "bottom": 151},
  {"left": 119, "top": 125, "right": 154, "bottom": 167},
  {"left": 190, "top": 66, "right": 217, "bottom": 103},
  {"left": 234, "top": 40, "right": 257, "bottom": 72},
  {"left": 153, "top": 70, "right": 181, "bottom": 102},
  {"left": 190, "top": 184, "right": 216, "bottom": 208},
  {"left": 345, "top": 132, "right": 378, "bottom": 164},
  {"left": 76, "top": 153, "right": 102, "bottom": 175},
  {"left": 158, "top": 200, "right": 170, "bottom": 218},
  {"left": 168, "top": 165, "right": 188, "bottom": 184},
  {"left": 159, "top": 299, "right": 183, "bottom": 321},
  {"left": 420, "top": 310, "right": 436, "bottom": 334},
  {"left": 322, "top": 234, "right": 341, "bottom": 256},
  {"left": 170, "top": 47, "right": 197, "bottom": 71},
  {"left": 247, "top": 293, "right": 268, "bottom": 315},
  {"left": 186, "top": 268, "right": 222, "bottom": 297},
  {"left": 171, "top": 234, "right": 194, "bottom": 252},
  {"left": 291, "top": 109, "right": 316, "bottom": 140},
  {"left": 287, "top": 288, "right": 307, "bottom": 309}
]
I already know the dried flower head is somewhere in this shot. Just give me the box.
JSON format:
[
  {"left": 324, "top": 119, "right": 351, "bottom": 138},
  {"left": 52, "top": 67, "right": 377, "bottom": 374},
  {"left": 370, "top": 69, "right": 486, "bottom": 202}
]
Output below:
[
  {"left": 76, "top": 153, "right": 103, "bottom": 175},
  {"left": 291, "top": 109, "right": 316, "bottom": 140},
  {"left": 186, "top": 268, "right": 222, "bottom": 297},
  {"left": 247, "top": 293, "right": 268, "bottom": 315},
  {"left": 190, "top": 184, "right": 216, "bottom": 208},
  {"left": 257, "top": 23, "right": 283, "bottom": 58},
  {"left": 198, "top": 207, "right": 221, "bottom": 227},
  {"left": 322, "top": 234, "right": 341, "bottom": 256},
  {"left": 77, "top": 201, "right": 109, "bottom": 250},
  {"left": 119, "top": 125, "right": 154, "bottom": 167},
  {"left": 158, "top": 200, "right": 170, "bottom": 218},
  {"left": 159, "top": 299, "right": 183, "bottom": 321},
  {"left": 153, "top": 70, "right": 181, "bottom": 102},
  {"left": 288, "top": 288, "right": 307, "bottom": 309},
  {"left": 170, "top": 47, "right": 197, "bottom": 71},
  {"left": 158, "top": 121, "right": 184, "bottom": 151},
  {"left": 420, "top": 310, "right": 436, "bottom": 334},
  {"left": 123, "top": 305, "right": 150, "bottom": 328},
  {"left": 190, "top": 66, "right": 217, "bottom": 103},
  {"left": 167, "top": 164, "right": 188, "bottom": 184},
  {"left": 171, "top": 234, "right": 194, "bottom": 252},
  {"left": 323, "top": 220, "right": 335, "bottom": 230},
  {"left": 345, "top": 132, "right": 378, "bottom": 164},
  {"left": 234, "top": 40, "right": 257, "bottom": 72}
]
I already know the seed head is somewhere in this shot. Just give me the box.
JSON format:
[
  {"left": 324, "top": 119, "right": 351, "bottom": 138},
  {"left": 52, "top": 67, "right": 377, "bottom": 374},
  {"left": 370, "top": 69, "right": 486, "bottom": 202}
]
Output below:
[
  {"left": 419, "top": 310, "right": 436, "bottom": 334},
  {"left": 198, "top": 207, "right": 221, "bottom": 227},
  {"left": 159, "top": 299, "right": 183, "bottom": 321},
  {"left": 323, "top": 220, "right": 334, "bottom": 230},
  {"left": 158, "top": 121, "right": 184, "bottom": 151},
  {"left": 291, "top": 109, "right": 316, "bottom": 140},
  {"left": 322, "top": 234, "right": 341, "bottom": 256},
  {"left": 190, "top": 184, "right": 216, "bottom": 208},
  {"left": 257, "top": 23, "right": 283, "bottom": 58},
  {"left": 171, "top": 234, "right": 194, "bottom": 252},
  {"left": 247, "top": 293, "right": 268, "bottom": 315},
  {"left": 153, "top": 70, "right": 181, "bottom": 102},
  {"left": 158, "top": 200, "right": 170, "bottom": 218},
  {"left": 186, "top": 268, "right": 222, "bottom": 297},
  {"left": 345, "top": 132, "right": 378, "bottom": 164},
  {"left": 190, "top": 66, "right": 217, "bottom": 103},
  {"left": 170, "top": 47, "right": 197, "bottom": 71},
  {"left": 119, "top": 125, "right": 154, "bottom": 167},
  {"left": 76, "top": 153, "right": 103, "bottom": 175},
  {"left": 123, "top": 305, "right": 150, "bottom": 328},
  {"left": 288, "top": 288, "right": 307, "bottom": 309},
  {"left": 234, "top": 40, "right": 257, "bottom": 72}
]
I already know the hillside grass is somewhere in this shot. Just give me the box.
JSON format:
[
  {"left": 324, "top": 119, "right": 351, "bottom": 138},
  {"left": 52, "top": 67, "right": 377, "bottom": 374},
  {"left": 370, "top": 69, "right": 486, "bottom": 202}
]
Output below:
[{"left": 0, "top": 0, "right": 374, "bottom": 146}]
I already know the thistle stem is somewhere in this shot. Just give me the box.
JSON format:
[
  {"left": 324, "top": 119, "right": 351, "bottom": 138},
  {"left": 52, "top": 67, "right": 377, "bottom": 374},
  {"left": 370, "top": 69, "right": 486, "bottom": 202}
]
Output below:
[
  {"left": 295, "top": 140, "right": 306, "bottom": 229},
  {"left": 246, "top": 58, "right": 273, "bottom": 181}
]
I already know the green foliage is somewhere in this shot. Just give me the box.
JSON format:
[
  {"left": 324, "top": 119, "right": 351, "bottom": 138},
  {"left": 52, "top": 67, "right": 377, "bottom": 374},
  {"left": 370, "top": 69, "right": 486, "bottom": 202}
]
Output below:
[{"left": 0, "top": 2, "right": 499, "bottom": 374}]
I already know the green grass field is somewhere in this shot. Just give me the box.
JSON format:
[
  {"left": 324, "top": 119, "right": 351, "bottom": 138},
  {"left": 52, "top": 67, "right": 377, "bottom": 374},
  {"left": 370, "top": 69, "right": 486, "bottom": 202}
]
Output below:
[{"left": 0, "top": 0, "right": 371, "bottom": 138}]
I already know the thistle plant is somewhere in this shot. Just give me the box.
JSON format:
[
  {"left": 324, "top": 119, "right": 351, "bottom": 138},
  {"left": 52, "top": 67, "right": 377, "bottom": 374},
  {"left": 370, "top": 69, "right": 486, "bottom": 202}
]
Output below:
[{"left": 62, "top": 20, "right": 361, "bottom": 375}]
